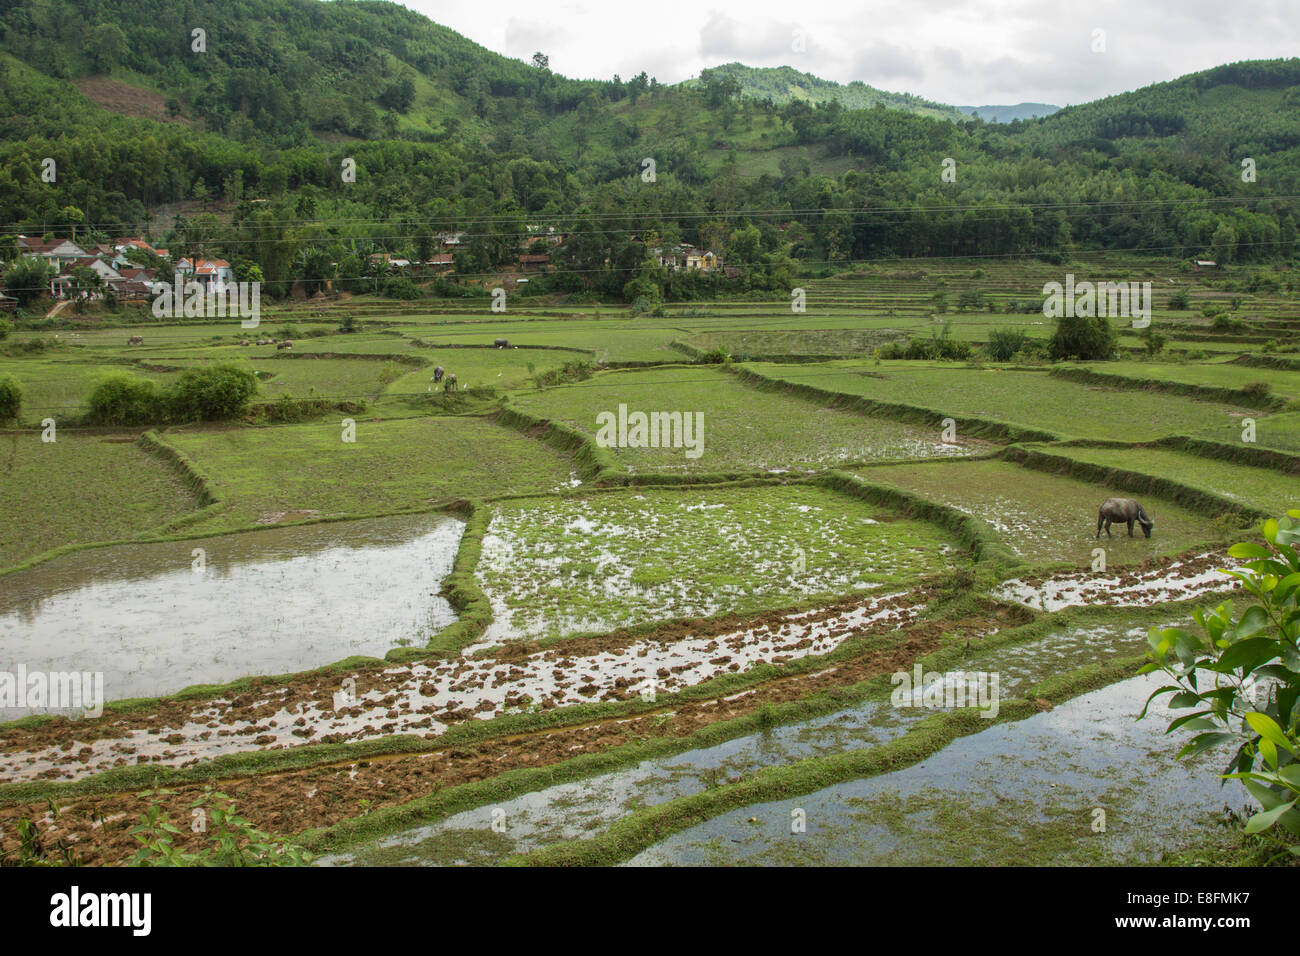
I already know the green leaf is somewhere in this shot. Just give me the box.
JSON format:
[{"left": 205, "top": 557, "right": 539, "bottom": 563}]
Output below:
[
  {"left": 1234, "top": 606, "right": 1270, "bottom": 639},
  {"left": 1177, "top": 732, "right": 1235, "bottom": 760},
  {"left": 1217, "top": 636, "right": 1279, "bottom": 673},
  {"left": 1245, "top": 798, "right": 1297, "bottom": 834},
  {"left": 1229, "top": 542, "right": 1272, "bottom": 559},
  {"left": 1246, "top": 711, "right": 1298, "bottom": 757}
]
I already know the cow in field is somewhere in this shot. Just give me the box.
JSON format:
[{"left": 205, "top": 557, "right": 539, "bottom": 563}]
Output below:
[
  {"left": 432, "top": 365, "right": 445, "bottom": 383},
  {"left": 494, "top": 338, "right": 509, "bottom": 348},
  {"left": 277, "top": 340, "right": 292, "bottom": 350},
  {"left": 1097, "top": 498, "right": 1154, "bottom": 538},
  {"left": 127, "top": 335, "right": 144, "bottom": 345}
]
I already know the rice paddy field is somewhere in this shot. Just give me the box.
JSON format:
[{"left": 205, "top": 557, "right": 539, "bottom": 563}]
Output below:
[{"left": 1, "top": 254, "right": 1296, "bottom": 869}]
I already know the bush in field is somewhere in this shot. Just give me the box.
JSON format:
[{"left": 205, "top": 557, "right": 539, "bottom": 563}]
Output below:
[
  {"left": 984, "top": 328, "right": 1029, "bottom": 362},
  {"left": 1141, "top": 326, "right": 1168, "bottom": 358},
  {"left": 382, "top": 277, "right": 421, "bottom": 299},
  {"left": 0, "top": 374, "right": 21, "bottom": 422},
  {"left": 1212, "top": 313, "right": 1248, "bottom": 332},
  {"left": 1242, "top": 382, "right": 1272, "bottom": 401},
  {"left": 1048, "top": 314, "right": 1117, "bottom": 361},
  {"left": 1142, "top": 510, "right": 1300, "bottom": 863},
  {"left": 87, "top": 373, "right": 166, "bottom": 426},
  {"left": 166, "top": 364, "right": 258, "bottom": 422},
  {"left": 0, "top": 317, "right": 11, "bottom": 340},
  {"left": 956, "top": 290, "right": 986, "bottom": 312},
  {"left": 1168, "top": 289, "right": 1191, "bottom": 310}
]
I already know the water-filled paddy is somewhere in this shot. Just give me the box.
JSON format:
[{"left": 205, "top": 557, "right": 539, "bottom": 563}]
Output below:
[
  {"left": 0, "top": 513, "right": 463, "bottom": 714},
  {"left": 319, "top": 615, "right": 1185, "bottom": 865},
  {"left": 475, "top": 484, "right": 964, "bottom": 643},
  {"left": 627, "top": 671, "right": 1249, "bottom": 866}
]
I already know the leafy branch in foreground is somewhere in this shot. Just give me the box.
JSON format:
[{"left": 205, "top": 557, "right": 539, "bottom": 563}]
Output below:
[
  {"left": 129, "top": 788, "right": 312, "bottom": 867},
  {"left": 1141, "top": 509, "right": 1300, "bottom": 862}
]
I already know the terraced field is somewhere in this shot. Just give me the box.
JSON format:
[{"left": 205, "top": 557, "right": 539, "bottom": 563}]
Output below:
[
  {"left": 510, "top": 366, "right": 988, "bottom": 473},
  {"left": 1, "top": 254, "right": 1295, "bottom": 869}
]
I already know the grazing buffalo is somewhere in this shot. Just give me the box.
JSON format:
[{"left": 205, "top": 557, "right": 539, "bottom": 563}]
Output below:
[
  {"left": 1097, "top": 498, "right": 1154, "bottom": 539},
  {"left": 240, "top": 339, "right": 250, "bottom": 346},
  {"left": 443, "top": 373, "right": 457, "bottom": 393},
  {"left": 277, "top": 340, "right": 292, "bottom": 350},
  {"left": 494, "top": 338, "right": 509, "bottom": 349},
  {"left": 127, "top": 335, "right": 144, "bottom": 346},
  {"left": 432, "top": 365, "right": 445, "bottom": 383}
]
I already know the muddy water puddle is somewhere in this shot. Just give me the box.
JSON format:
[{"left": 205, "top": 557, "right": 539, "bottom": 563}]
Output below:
[
  {"left": 628, "top": 669, "right": 1248, "bottom": 866},
  {"left": 1, "top": 514, "right": 463, "bottom": 714},
  {"left": 320, "top": 615, "right": 1171, "bottom": 865}
]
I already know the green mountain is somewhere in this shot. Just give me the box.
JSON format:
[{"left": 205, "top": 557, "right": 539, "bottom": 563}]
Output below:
[
  {"left": 685, "top": 63, "right": 965, "bottom": 120},
  {"left": 0, "top": 0, "right": 1297, "bottom": 305}
]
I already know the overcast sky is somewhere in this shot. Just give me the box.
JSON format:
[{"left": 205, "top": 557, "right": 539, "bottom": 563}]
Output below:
[{"left": 404, "top": 0, "right": 1299, "bottom": 106}]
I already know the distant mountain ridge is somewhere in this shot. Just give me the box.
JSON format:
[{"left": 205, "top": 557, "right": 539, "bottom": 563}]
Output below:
[
  {"left": 686, "top": 63, "right": 966, "bottom": 120},
  {"left": 955, "top": 103, "right": 1060, "bottom": 123}
]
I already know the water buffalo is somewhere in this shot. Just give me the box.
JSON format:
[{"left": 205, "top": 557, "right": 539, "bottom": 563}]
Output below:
[
  {"left": 239, "top": 339, "right": 250, "bottom": 346},
  {"left": 494, "top": 338, "right": 509, "bottom": 349},
  {"left": 277, "top": 340, "right": 292, "bottom": 350},
  {"left": 432, "top": 365, "right": 445, "bottom": 383},
  {"left": 1097, "top": 498, "right": 1154, "bottom": 539},
  {"left": 127, "top": 335, "right": 144, "bottom": 346},
  {"left": 443, "top": 372, "right": 457, "bottom": 392}
]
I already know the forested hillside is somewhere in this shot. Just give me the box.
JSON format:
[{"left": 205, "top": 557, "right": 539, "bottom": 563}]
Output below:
[{"left": 1, "top": 0, "right": 1298, "bottom": 302}]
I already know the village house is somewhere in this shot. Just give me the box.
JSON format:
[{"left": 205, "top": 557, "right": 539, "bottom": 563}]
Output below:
[
  {"left": 174, "top": 257, "right": 234, "bottom": 292},
  {"left": 652, "top": 242, "right": 719, "bottom": 272},
  {"left": 50, "top": 256, "right": 123, "bottom": 299},
  {"left": 15, "top": 236, "right": 89, "bottom": 271}
]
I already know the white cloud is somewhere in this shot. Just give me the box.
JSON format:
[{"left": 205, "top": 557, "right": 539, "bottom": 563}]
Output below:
[{"left": 403, "top": 0, "right": 1300, "bottom": 105}]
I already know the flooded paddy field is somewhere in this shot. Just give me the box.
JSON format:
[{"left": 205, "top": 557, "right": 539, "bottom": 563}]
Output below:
[
  {"left": 627, "top": 671, "right": 1250, "bottom": 866},
  {"left": 0, "top": 513, "right": 464, "bottom": 715},
  {"left": 320, "top": 612, "right": 1177, "bottom": 866},
  {"left": 475, "top": 484, "right": 965, "bottom": 643},
  {"left": 1, "top": 254, "right": 1293, "bottom": 869}
]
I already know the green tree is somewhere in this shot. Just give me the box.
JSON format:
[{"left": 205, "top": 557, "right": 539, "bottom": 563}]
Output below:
[{"left": 1142, "top": 510, "right": 1300, "bottom": 862}]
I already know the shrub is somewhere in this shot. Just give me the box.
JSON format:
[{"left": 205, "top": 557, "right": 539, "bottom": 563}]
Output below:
[
  {"left": 167, "top": 364, "right": 258, "bottom": 422},
  {"left": 0, "top": 374, "right": 21, "bottom": 423},
  {"left": 1048, "top": 314, "right": 1117, "bottom": 361},
  {"left": 1140, "top": 326, "right": 1168, "bottom": 358},
  {"left": 1212, "top": 313, "right": 1247, "bottom": 332},
  {"left": 1242, "top": 382, "right": 1272, "bottom": 401},
  {"left": 383, "top": 277, "right": 422, "bottom": 299},
  {"left": 1168, "top": 289, "right": 1191, "bottom": 310},
  {"left": 87, "top": 373, "right": 166, "bottom": 426},
  {"left": 1142, "top": 510, "right": 1300, "bottom": 862},
  {"left": 984, "top": 328, "right": 1029, "bottom": 362},
  {"left": 130, "top": 789, "right": 312, "bottom": 866},
  {"left": 0, "top": 317, "right": 11, "bottom": 340}
]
